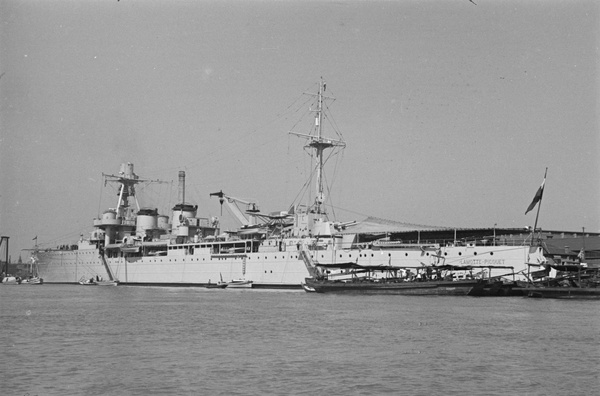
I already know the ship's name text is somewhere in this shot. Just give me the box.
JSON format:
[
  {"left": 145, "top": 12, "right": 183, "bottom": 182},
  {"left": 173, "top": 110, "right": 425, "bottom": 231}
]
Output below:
[{"left": 459, "top": 259, "right": 506, "bottom": 266}]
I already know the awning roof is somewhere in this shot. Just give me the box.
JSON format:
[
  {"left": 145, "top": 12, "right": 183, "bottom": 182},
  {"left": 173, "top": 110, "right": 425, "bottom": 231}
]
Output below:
[{"left": 339, "top": 216, "right": 450, "bottom": 235}]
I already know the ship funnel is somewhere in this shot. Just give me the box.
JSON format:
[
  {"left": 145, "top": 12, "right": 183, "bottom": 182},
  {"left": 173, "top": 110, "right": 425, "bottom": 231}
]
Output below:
[
  {"left": 178, "top": 171, "right": 186, "bottom": 204},
  {"left": 172, "top": 170, "right": 197, "bottom": 221}
]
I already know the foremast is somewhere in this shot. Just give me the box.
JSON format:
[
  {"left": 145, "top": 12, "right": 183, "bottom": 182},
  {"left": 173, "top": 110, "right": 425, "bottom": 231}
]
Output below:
[
  {"left": 95, "top": 163, "right": 169, "bottom": 249},
  {"left": 102, "top": 163, "right": 166, "bottom": 222}
]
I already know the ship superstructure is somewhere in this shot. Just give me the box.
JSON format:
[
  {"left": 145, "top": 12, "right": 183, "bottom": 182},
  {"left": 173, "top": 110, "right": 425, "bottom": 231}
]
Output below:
[{"left": 30, "top": 81, "right": 547, "bottom": 287}]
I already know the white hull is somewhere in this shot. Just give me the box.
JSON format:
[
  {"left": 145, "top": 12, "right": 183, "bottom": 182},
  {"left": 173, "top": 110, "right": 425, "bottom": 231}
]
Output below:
[
  {"left": 35, "top": 242, "right": 543, "bottom": 287},
  {"left": 1, "top": 276, "right": 21, "bottom": 285},
  {"left": 227, "top": 280, "right": 253, "bottom": 288},
  {"left": 21, "top": 277, "right": 43, "bottom": 285}
]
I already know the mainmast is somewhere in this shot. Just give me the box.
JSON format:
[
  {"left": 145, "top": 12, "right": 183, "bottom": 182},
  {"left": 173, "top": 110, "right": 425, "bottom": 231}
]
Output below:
[{"left": 290, "top": 79, "right": 346, "bottom": 215}]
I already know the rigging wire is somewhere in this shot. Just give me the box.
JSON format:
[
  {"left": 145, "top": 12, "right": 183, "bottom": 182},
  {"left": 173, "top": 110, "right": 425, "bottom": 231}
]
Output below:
[
  {"left": 97, "top": 173, "right": 104, "bottom": 218},
  {"left": 154, "top": 82, "right": 325, "bottom": 203},
  {"left": 153, "top": 88, "right": 316, "bottom": 178},
  {"left": 283, "top": 81, "right": 348, "bottom": 216}
]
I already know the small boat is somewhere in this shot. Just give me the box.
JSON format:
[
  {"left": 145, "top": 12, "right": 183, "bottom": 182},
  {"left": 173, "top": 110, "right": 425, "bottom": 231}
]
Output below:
[
  {"left": 79, "top": 277, "right": 97, "bottom": 286},
  {"left": 301, "top": 282, "right": 316, "bottom": 293},
  {"left": 227, "top": 279, "right": 253, "bottom": 288},
  {"left": 1, "top": 275, "right": 21, "bottom": 285},
  {"left": 120, "top": 244, "right": 140, "bottom": 254},
  {"left": 21, "top": 255, "right": 43, "bottom": 284},
  {"left": 205, "top": 273, "right": 228, "bottom": 289},
  {"left": 205, "top": 282, "right": 228, "bottom": 289},
  {"left": 81, "top": 275, "right": 117, "bottom": 286},
  {"left": 96, "top": 280, "right": 118, "bottom": 286},
  {"left": 21, "top": 276, "right": 44, "bottom": 285}
]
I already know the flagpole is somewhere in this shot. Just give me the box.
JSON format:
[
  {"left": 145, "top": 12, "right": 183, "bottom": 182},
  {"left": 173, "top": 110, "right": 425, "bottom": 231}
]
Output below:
[{"left": 531, "top": 167, "right": 548, "bottom": 245}]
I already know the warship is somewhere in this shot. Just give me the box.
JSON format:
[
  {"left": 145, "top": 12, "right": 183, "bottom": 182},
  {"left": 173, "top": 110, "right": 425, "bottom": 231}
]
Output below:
[{"left": 29, "top": 81, "right": 547, "bottom": 287}]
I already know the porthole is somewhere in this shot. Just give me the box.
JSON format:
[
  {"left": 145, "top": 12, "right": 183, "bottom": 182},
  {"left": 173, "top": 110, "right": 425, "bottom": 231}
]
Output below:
[
  {"left": 458, "top": 252, "right": 462, "bottom": 256},
  {"left": 474, "top": 252, "right": 477, "bottom": 256},
  {"left": 490, "top": 252, "right": 494, "bottom": 256}
]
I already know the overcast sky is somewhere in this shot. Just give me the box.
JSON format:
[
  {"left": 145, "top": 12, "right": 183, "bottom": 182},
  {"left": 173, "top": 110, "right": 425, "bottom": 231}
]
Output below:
[{"left": 1, "top": 0, "right": 598, "bottom": 260}]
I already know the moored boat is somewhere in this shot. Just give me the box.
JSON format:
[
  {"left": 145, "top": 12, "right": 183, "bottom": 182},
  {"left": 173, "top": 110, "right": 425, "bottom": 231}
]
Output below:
[
  {"left": 205, "top": 282, "right": 228, "bottom": 289},
  {"left": 20, "top": 254, "right": 44, "bottom": 284},
  {"left": 21, "top": 276, "right": 43, "bottom": 285},
  {"left": 26, "top": 81, "right": 551, "bottom": 288},
  {"left": 1, "top": 275, "right": 21, "bottom": 285},
  {"left": 79, "top": 277, "right": 97, "bottom": 286},
  {"left": 519, "top": 265, "right": 600, "bottom": 299},
  {"left": 96, "top": 280, "right": 118, "bottom": 286},
  {"left": 205, "top": 273, "right": 228, "bottom": 289},
  {"left": 301, "top": 261, "right": 500, "bottom": 296},
  {"left": 526, "top": 287, "right": 600, "bottom": 299},
  {"left": 304, "top": 276, "right": 482, "bottom": 295},
  {"left": 226, "top": 279, "right": 253, "bottom": 288}
]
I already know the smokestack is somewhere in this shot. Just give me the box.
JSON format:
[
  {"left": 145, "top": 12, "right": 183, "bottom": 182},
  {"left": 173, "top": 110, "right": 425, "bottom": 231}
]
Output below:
[{"left": 178, "top": 171, "right": 185, "bottom": 204}]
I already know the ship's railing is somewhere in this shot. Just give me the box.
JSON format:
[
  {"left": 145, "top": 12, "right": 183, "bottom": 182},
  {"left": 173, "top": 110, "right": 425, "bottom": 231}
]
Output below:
[
  {"left": 348, "top": 237, "right": 532, "bottom": 250},
  {"left": 44, "top": 244, "right": 79, "bottom": 251}
]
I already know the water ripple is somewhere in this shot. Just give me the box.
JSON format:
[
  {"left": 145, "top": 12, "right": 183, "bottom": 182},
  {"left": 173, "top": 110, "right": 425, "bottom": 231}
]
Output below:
[{"left": 1, "top": 286, "right": 599, "bottom": 395}]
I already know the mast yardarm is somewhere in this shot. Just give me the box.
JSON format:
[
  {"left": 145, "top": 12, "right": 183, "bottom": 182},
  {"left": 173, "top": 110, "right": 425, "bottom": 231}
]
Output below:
[
  {"left": 289, "top": 79, "right": 346, "bottom": 215},
  {"left": 102, "top": 163, "right": 167, "bottom": 220}
]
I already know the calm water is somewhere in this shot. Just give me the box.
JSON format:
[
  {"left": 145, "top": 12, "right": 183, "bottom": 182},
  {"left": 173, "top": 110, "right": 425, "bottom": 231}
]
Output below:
[{"left": 1, "top": 285, "right": 599, "bottom": 395}]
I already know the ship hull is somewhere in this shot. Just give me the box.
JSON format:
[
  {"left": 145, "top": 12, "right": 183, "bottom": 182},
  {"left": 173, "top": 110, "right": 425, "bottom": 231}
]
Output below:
[
  {"left": 35, "top": 243, "right": 542, "bottom": 288},
  {"left": 523, "top": 287, "right": 600, "bottom": 299},
  {"left": 304, "top": 278, "right": 481, "bottom": 295}
]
